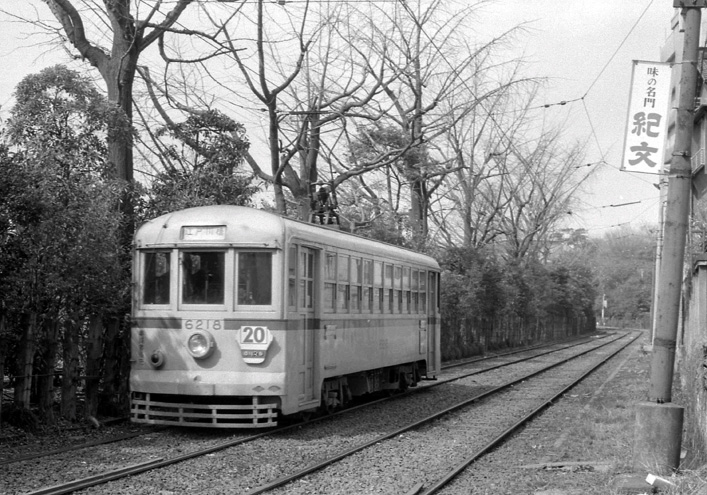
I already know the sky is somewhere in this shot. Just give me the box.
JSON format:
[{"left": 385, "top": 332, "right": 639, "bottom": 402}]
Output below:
[
  {"left": 479, "top": 0, "right": 677, "bottom": 237},
  {"left": 0, "top": 0, "right": 678, "bottom": 237}
]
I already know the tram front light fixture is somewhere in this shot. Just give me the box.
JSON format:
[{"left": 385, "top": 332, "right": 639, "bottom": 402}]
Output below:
[
  {"left": 187, "top": 330, "right": 215, "bottom": 359},
  {"left": 149, "top": 349, "right": 165, "bottom": 368}
]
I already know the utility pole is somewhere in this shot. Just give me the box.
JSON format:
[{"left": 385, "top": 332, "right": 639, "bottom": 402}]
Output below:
[
  {"left": 650, "top": 195, "right": 667, "bottom": 346},
  {"left": 649, "top": 5, "right": 701, "bottom": 402},
  {"left": 631, "top": 2, "right": 702, "bottom": 476}
]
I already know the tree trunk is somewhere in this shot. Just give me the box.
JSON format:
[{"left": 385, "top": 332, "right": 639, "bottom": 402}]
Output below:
[
  {"left": 36, "top": 319, "right": 59, "bottom": 425},
  {"left": 267, "top": 104, "right": 287, "bottom": 214},
  {"left": 14, "top": 312, "right": 37, "bottom": 410},
  {"left": 410, "top": 178, "right": 428, "bottom": 247},
  {"left": 0, "top": 312, "right": 6, "bottom": 429},
  {"left": 100, "top": 316, "right": 121, "bottom": 414},
  {"left": 115, "top": 320, "right": 131, "bottom": 412},
  {"left": 0, "top": 351, "right": 3, "bottom": 430},
  {"left": 102, "top": 53, "right": 137, "bottom": 244},
  {"left": 61, "top": 318, "right": 79, "bottom": 421},
  {"left": 84, "top": 314, "right": 103, "bottom": 420},
  {"left": 105, "top": 75, "right": 134, "bottom": 184},
  {"left": 408, "top": 24, "right": 428, "bottom": 248}
]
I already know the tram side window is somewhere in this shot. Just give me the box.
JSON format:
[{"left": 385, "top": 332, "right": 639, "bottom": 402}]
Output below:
[
  {"left": 384, "top": 264, "right": 393, "bottom": 313},
  {"left": 362, "top": 259, "right": 373, "bottom": 311},
  {"left": 324, "top": 252, "right": 336, "bottom": 312},
  {"left": 431, "top": 271, "right": 439, "bottom": 312},
  {"left": 182, "top": 251, "right": 225, "bottom": 304},
  {"left": 337, "top": 254, "right": 350, "bottom": 311},
  {"left": 403, "top": 266, "right": 411, "bottom": 313},
  {"left": 412, "top": 270, "right": 419, "bottom": 312},
  {"left": 420, "top": 270, "right": 427, "bottom": 312},
  {"left": 238, "top": 252, "right": 272, "bottom": 305},
  {"left": 373, "top": 261, "right": 383, "bottom": 313},
  {"left": 299, "top": 250, "right": 314, "bottom": 309},
  {"left": 143, "top": 252, "right": 170, "bottom": 304},
  {"left": 351, "top": 257, "right": 361, "bottom": 311},
  {"left": 288, "top": 246, "right": 297, "bottom": 308},
  {"left": 394, "top": 266, "right": 402, "bottom": 313}
]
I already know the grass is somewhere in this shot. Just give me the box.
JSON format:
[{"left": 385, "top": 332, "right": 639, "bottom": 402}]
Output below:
[{"left": 475, "top": 334, "right": 707, "bottom": 494}]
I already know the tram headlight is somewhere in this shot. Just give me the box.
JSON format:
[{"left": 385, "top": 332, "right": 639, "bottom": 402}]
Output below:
[
  {"left": 187, "top": 330, "right": 216, "bottom": 359},
  {"left": 149, "top": 349, "right": 165, "bottom": 368}
]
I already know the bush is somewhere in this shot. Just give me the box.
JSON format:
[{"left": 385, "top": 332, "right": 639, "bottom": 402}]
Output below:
[
  {"left": 2, "top": 404, "right": 40, "bottom": 433},
  {"left": 439, "top": 247, "right": 596, "bottom": 360}
]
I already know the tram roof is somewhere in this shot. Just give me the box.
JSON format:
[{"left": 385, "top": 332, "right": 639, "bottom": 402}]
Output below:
[{"left": 134, "top": 205, "right": 439, "bottom": 269}]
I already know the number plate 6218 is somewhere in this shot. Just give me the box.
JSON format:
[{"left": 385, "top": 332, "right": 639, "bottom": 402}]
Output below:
[{"left": 182, "top": 319, "right": 223, "bottom": 331}]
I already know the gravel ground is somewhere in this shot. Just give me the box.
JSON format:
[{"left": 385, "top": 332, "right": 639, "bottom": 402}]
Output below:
[
  {"left": 448, "top": 330, "right": 699, "bottom": 495},
  {"left": 260, "top": 334, "right": 634, "bottom": 495},
  {"left": 3, "top": 331, "right": 687, "bottom": 495}
]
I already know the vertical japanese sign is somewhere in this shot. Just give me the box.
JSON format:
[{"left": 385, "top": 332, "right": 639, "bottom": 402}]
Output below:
[{"left": 621, "top": 61, "right": 672, "bottom": 174}]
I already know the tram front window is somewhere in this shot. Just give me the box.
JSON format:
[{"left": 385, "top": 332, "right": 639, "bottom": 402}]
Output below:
[
  {"left": 143, "top": 252, "right": 170, "bottom": 304},
  {"left": 238, "top": 252, "right": 272, "bottom": 305},
  {"left": 182, "top": 251, "right": 225, "bottom": 304}
]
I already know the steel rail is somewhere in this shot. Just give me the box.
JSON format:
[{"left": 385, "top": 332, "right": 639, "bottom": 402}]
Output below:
[
  {"left": 325, "top": 332, "right": 622, "bottom": 423},
  {"left": 436, "top": 332, "right": 618, "bottom": 380},
  {"left": 414, "top": 331, "right": 640, "bottom": 495},
  {"left": 0, "top": 426, "right": 167, "bottom": 467},
  {"left": 440, "top": 333, "right": 607, "bottom": 370},
  {"left": 23, "top": 458, "right": 167, "bottom": 495},
  {"left": 6, "top": 333, "right": 606, "bottom": 467},
  {"left": 19, "top": 333, "right": 626, "bottom": 495},
  {"left": 283, "top": 332, "right": 624, "bottom": 428},
  {"left": 20, "top": 423, "right": 289, "bottom": 495},
  {"left": 243, "top": 332, "right": 634, "bottom": 495}
]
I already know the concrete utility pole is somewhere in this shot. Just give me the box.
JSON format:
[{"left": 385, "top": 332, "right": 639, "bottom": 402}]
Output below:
[
  {"left": 632, "top": 2, "right": 702, "bottom": 475},
  {"left": 650, "top": 5, "right": 701, "bottom": 402}
]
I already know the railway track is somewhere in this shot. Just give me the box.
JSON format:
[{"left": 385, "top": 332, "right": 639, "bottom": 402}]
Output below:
[
  {"left": 4, "top": 332, "right": 631, "bottom": 495},
  {"left": 439, "top": 334, "right": 601, "bottom": 371},
  {"left": 1, "top": 334, "right": 603, "bottom": 467},
  {"left": 414, "top": 333, "right": 641, "bottom": 495},
  {"left": 247, "top": 332, "right": 637, "bottom": 494},
  {"left": 0, "top": 425, "right": 167, "bottom": 467}
]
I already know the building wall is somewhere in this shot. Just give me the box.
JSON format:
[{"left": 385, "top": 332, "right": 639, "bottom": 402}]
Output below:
[{"left": 679, "top": 260, "right": 707, "bottom": 460}]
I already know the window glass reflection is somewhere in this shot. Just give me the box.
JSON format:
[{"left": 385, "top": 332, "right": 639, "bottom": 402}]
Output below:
[
  {"left": 182, "top": 252, "right": 225, "bottom": 304},
  {"left": 143, "top": 252, "right": 170, "bottom": 304},
  {"left": 238, "top": 252, "right": 272, "bottom": 305}
]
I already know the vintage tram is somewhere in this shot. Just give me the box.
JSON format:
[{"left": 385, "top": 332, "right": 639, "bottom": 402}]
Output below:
[{"left": 130, "top": 205, "right": 441, "bottom": 427}]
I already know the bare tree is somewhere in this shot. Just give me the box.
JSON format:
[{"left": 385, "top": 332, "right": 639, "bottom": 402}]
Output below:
[
  {"left": 429, "top": 78, "right": 537, "bottom": 248},
  {"left": 432, "top": 99, "right": 592, "bottom": 262},
  {"left": 332, "top": 0, "right": 529, "bottom": 246},
  {"left": 144, "top": 0, "right": 401, "bottom": 220},
  {"left": 499, "top": 132, "right": 589, "bottom": 262}
]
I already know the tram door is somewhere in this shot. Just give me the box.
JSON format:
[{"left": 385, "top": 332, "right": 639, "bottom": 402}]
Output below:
[
  {"left": 427, "top": 272, "right": 440, "bottom": 374},
  {"left": 297, "top": 247, "right": 317, "bottom": 404}
]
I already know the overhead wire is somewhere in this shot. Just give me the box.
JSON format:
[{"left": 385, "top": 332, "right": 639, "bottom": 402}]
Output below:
[
  {"left": 583, "top": 0, "right": 656, "bottom": 99},
  {"left": 505, "top": 0, "right": 661, "bottom": 186},
  {"left": 392, "top": 0, "right": 664, "bottom": 231}
]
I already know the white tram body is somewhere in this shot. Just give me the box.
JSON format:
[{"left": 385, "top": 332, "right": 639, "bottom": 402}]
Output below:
[{"left": 130, "top": 205, "right": 441, "bottom": 427}]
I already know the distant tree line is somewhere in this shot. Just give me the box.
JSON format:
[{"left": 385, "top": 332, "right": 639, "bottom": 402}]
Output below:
[
  {"left": 439, "top": 247, "right": 596, "bottom": 360},
  {"left": 591, "top": 226, "right": 656, "bottom": 329}
]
